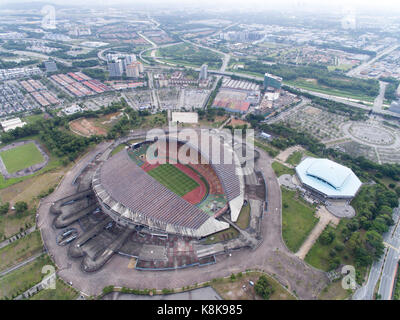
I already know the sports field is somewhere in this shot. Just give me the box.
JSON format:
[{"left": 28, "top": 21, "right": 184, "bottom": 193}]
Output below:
[
  {"left": 0, "top": 142, "right": 44, "bottom": 173},
  {"left": 147, "top": 163, "right": 199, "bottom": 197}
]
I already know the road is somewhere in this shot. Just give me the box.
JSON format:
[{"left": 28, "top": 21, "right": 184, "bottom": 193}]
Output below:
[
  {"left": 353, "top": 206, "right": 400, "bottom": 300},
  {"left": 347, "top": 45, "right": 400, "bottom": 78},
  {"left": 180, "top": 38, "right": 231, "bottom": 73},
  {"left": 378, "top": 206, "right": 400, "bottom": 300},
  {"left": 373, "top": 81, "right": 388, "bottom": 113},
  {"left": 0, "top": 251, "right": 45, "bottom": 278}
]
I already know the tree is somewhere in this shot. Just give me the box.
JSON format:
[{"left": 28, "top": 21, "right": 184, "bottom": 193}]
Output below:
[
  {"left": 0, "top": 202, "right": 9, "bottom": 215},
  {"left": 14, "top": 201, "right": 28, "bottom": 214},
  {"left": 319, "top": 229, "right": 335, "bottom": 245},
  {"left": 254, "top": 275, "right": 275, "bottom": 300}
]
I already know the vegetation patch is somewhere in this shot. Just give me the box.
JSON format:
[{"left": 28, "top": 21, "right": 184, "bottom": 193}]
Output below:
[
  {"left": 0, "top": 230, "right": 43, "bottom": 273},
  {"left": 29, "top": 278, "right": 79, "bottom": 300},
  {"left": 306, "top": 184, "right": 395, "bottom": 284},
  {"left": 211, "top": 271, "right": 295, "bottom": 300},
  {"left": 271, "top": 162, "right": 295, "bottom": 177},
  {"left": 0, "top": 142, "right": 44, "bottom": 174},
  {"left": 236, "top": 203, "right": 251, "bottom": 230},
  {"left": 281, "top": 188, "right": 318, "bottom": 252},
  {"left": 0, "top": 254, "right": 53, "bottom": 300},
  {"left": 203, "top": 226, "right": 239, "bottom": 244}
]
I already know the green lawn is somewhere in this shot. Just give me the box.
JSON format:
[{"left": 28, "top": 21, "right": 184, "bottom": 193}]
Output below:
[
  {"left": 203, "top": 226, "right": 239, "bottom": 244},
  {"left": 0, "top": 254, "right": 53, "bottom": 300},
  {"left": 286, "top": 151, "right": 303, "bottom": 166},
  {"left": 286, "top": 150, "right": 316, "bottom": 166},
  {"left": 147, "top": 163, "right": 199, "bottom": 197},
  {"left": 0, "top": 135, "right": 63, "bottom": 190},
  {"left": 281, "top": 188, "right": 318, "bottom": 252},
  {"left": 0, "top": 142, "right": 44, "bottom": 174},
  {"left": 0, "top": 230, "right": 43, "bottom": 273},
  {"left": 271, "top": 162, "right": 295, "bottom": 177},
  {"left": 29, "top": 278, "right": 79, "bottom": 300}
]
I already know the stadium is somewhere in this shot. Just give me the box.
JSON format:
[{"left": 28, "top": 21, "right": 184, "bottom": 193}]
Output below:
[
  {"left": 92, "top": 136, "right": 245, "bottom": 238},
  {"left": 295, "top": 157, "right": 362, "bottom": 199}
]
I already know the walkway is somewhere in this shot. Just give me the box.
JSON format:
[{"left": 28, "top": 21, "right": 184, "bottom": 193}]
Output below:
[{"left": 295, "top": 206, "right": 339, "bottom": 260}]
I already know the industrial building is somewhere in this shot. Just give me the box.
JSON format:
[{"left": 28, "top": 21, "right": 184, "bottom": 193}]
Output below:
[{"left": 263, "top": 73, "right": 282, "bottom": 90}]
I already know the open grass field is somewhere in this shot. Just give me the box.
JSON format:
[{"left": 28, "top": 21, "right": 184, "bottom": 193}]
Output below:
[
  {"left": 271, "top": 162, "right": 295, "bottom": 177},
  {"left": 0, "top": 230, "right": 43, "bottom": 273},
  {"left": 0, "top": 142, "right": 44, "bottom": 174},
  {"left": 0, "top": 254, "right": 53, "bottom": 299},
  {"left": 29, "top": 278, "right": 79, "bottom": 300},
  {"left": 158, "top": 43, "right": 223, "bottom": 69},
  {"left": 285, "top": 79, "right": 375, "bottom": 104},
  {"left": 0, "top": 135, "right": 63, "bottom": 190},
  {"left": 281, "top": 188, "right": 318, "bottom": 253},
  {"left": 211, "top": 271, "right": 296, "bottom": 300},
  {"left": 147, "top": 163, "right": 199, "bottom": 197}
]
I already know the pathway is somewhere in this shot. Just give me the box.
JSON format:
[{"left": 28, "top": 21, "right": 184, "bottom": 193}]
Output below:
[{"left": 295, "top": 206, "right": 340, "bottom": 260}]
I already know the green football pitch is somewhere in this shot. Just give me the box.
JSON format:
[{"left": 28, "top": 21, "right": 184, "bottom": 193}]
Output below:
[
  {"left": 0, "top": 142, "right": 44, "bottom": 174},
  {"left": 147, "top": 163, "right": 199, "bottom": 197}
]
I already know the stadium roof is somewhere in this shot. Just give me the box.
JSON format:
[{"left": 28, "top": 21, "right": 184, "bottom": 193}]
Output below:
[
  {"left": 93, "top": 150, "right": 229, "bottom": 238},
  {"left": 296, "top": 157, "right": 362, "bottom": 198}
]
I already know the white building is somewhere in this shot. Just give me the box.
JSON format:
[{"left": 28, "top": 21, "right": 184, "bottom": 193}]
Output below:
[{"left": 1, "top": 118, "right": 27, "bottom": 132}]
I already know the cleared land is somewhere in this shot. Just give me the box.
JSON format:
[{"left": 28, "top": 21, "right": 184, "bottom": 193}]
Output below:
[
  {"left": 0, "top": 142, "right": 44, "bottom": 174},
  {"left": 281, "top": 188, "right": 318, "bottom": 253},
  {"left": 147, "top": 163, "right": 199, "bottom": 197},
  {"left": 29, "top": 278, "right": 79, "bottom": 300},
  {"left": 211, "top": 272, "right": 296, "bottom": 300},
  {"left": 0, "top": 230, "right": 43, "bottom": 273},
  {"left": 69, "top": 118, "right": 107, "bottom": 137},
  {"left": 0, "top": 254, "right": 53, "bottom": 299}
]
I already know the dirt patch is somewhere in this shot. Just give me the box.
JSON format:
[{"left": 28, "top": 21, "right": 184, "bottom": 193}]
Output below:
[
  {"left": 101, "top": 112, "right": 122, "bottom": 124},
  {"left": 229, "top": 118, "right": 249, "bottom": 127},
  {"left": 69, "top": 118, "right": 108, "bottom": 137},
  {"left": 275, "top": 145, "right": 305, "bottom": 163}
]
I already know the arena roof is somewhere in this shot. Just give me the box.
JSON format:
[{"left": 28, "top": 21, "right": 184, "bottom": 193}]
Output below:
[{"left": 296, "top": 157, "right": 362, "bottom": 198}]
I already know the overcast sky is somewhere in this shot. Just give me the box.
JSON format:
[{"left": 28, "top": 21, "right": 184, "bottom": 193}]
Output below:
[{"left": 1, "top": 0, "right": 399, "bottom": 14}]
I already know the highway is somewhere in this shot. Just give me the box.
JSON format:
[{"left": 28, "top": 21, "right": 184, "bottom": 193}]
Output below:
[
  {"left": 347, "top": 44, "right": 400, "bottom": 78},
  {"left": 378, "top": 207, "right": 400, "bottom": 300},
  {"left": 353, "top": 206, "right": 400, "bottom": 300}
]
